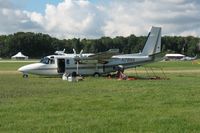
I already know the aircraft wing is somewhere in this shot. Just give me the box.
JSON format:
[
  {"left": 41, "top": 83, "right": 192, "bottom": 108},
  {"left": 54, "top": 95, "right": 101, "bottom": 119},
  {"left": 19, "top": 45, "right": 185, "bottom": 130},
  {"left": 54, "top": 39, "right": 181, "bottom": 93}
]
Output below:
[
  {"left": 74, "top": 49, "right": 119, "bottom": 64},
  {"left": 88, "top": 49, "right": 119, "bottom": 60}
]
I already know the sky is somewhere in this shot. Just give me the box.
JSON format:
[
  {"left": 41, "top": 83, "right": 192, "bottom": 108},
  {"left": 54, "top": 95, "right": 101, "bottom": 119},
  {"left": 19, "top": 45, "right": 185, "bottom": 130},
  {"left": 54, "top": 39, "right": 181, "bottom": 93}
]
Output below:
[{"left": 0, "top": 0, "right": 200, "bottom": 39}]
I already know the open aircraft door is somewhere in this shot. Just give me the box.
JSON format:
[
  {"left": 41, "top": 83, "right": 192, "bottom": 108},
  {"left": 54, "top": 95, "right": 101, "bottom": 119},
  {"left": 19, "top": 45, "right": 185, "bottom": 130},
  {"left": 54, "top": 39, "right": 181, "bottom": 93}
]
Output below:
[{"left": 57, "top": 58, "right": 65, "bottom": 73}]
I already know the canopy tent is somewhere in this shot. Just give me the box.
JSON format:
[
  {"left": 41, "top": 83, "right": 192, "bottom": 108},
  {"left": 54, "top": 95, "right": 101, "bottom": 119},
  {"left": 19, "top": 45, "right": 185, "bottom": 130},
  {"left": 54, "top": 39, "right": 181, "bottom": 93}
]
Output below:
[{"left": 11, "top": 52, "right": 28, "bottom": 60}]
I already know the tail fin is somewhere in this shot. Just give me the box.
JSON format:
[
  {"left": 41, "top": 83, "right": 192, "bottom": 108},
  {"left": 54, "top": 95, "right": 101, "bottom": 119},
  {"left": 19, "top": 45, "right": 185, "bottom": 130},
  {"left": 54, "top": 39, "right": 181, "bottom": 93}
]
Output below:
[{"left": 141, "top": 26, "right": 161, "bottom": 56}]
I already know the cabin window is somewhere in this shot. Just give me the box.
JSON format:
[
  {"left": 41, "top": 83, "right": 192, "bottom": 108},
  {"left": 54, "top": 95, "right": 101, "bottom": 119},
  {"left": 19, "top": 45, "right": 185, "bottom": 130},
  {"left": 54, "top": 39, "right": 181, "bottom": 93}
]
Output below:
[{"left": 66, "top": 59, "right": 70, "bottom": 64}]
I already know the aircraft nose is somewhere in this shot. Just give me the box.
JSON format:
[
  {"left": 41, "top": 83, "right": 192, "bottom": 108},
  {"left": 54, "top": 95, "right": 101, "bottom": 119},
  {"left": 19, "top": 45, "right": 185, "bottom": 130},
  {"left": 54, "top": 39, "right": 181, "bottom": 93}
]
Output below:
[
  {"left": 18, "top": 63, "right": 45, "bottom": 74},
  {"left": 18, "top": 66, "right": 28, "bottom": 72}
]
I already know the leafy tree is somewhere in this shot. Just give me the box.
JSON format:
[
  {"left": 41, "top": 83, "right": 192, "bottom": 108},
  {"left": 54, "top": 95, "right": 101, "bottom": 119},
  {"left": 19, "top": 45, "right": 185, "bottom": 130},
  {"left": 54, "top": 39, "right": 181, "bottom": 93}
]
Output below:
[{"left": 0, "top": 32, "right": 199, "bottom": 58}]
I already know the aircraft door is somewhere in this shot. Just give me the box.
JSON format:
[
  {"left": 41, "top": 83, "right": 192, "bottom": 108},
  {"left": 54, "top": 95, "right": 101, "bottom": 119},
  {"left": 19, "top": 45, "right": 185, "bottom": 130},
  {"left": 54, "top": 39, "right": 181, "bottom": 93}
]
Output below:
[{"left": 57, "top": 58, "right": 65, "bottom": 73}]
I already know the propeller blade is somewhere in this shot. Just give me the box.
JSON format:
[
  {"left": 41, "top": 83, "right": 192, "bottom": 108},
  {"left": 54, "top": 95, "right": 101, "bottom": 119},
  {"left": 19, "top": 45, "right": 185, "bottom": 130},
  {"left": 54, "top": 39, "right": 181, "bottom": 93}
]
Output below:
[
  {"left": 73, "top": 48, "right": 76, "bottom": 55},
  {"left": 79, "top": 49, "right": 83, "bottom": 57}
]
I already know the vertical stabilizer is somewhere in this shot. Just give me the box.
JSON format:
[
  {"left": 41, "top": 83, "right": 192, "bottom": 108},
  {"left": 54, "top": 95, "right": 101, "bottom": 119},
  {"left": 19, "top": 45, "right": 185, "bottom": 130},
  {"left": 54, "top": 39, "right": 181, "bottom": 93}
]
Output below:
[{"left": 142, "top": 27, "right": 161, "bottom": 56}]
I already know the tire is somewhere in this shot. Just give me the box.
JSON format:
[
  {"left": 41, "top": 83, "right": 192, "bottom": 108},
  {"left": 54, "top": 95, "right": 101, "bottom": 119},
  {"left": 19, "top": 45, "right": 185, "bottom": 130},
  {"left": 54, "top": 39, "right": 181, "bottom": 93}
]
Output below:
[
  {"left": 107, "top": 74, "right": 112, "bottom": 77},
  {"left": 93, "top": 72, "right": 100, "bottom": 77},
  {"left": 23, "top": 74, "right": 28, "bottom": 78},
  {"left": 71, "top": 71, "right": 77, "bottom": 77}
]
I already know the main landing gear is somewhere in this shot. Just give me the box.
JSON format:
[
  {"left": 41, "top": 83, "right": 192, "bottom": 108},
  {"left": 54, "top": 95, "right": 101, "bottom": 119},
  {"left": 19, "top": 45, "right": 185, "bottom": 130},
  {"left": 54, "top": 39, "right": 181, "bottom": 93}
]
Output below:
[{"left": 93, "top": 72, "right": 100, "bottom": 77}]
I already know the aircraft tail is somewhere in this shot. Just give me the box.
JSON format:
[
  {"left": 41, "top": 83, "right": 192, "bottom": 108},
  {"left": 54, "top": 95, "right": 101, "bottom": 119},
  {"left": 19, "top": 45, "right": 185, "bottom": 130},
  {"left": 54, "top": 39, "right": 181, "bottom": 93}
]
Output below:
[{"left": 141, "top": 26, "right": 161, "bottom": 56}]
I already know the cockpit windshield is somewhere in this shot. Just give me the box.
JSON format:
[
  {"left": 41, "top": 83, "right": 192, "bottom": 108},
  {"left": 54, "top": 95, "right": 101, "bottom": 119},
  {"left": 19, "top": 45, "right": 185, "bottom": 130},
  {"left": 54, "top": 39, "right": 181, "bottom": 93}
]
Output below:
[
  {"left": 40, "top": 57, "right": 50, "bottom": 64},
  {"left": 40, "top": 57, "right": 55, "bottom": 64}
]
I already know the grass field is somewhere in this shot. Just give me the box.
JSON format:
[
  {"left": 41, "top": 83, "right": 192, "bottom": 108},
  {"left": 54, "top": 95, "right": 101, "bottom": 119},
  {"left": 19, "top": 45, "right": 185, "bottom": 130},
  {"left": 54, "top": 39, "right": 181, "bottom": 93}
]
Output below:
[{"left": 0, "top": 60, "right": 200, "bottom": 133}]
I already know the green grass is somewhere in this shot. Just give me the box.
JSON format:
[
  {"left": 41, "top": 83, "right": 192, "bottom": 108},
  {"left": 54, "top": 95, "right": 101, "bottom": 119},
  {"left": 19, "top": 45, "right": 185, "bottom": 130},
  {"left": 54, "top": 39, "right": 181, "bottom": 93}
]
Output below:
[
  {"left": 0, "top": 60, "right": 38, "bottom": 71},
  {"left": 0, "top": 61, "right": 200, "bottom": 132},
  {"left": 0, "top": 62, "right": 31, "bottom": 71}
]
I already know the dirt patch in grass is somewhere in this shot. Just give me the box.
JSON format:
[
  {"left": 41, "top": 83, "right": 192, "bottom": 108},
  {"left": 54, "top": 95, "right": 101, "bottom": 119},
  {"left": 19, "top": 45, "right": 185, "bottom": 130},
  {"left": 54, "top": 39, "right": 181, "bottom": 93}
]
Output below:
[{"left": 0, "top": 70, "right": 19, "bottom": 74}]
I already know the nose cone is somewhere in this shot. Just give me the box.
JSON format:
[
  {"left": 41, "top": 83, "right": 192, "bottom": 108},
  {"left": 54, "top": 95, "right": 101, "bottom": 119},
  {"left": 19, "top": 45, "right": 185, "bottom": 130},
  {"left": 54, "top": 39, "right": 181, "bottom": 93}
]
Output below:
[
  {"left": 18, "top": 63, "right": 45, "bottom": 74},
  {"left": 18, "top": 66, "right": 27, "bottom": 72}
]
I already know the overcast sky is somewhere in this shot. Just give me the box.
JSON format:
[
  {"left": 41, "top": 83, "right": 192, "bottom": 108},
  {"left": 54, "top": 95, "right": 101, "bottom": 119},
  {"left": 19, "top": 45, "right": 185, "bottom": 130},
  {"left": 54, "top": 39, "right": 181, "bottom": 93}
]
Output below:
[{"left": 0, "top": 0, "right": 200, "bottom": 39}]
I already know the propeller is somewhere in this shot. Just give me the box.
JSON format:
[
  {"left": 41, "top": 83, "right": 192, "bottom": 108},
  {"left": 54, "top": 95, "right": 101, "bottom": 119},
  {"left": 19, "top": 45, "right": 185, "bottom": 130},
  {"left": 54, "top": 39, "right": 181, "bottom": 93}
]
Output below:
[
  {"left": 73, "top": 49, "right": 83, "bottom": 75},
  {"left": 73, "top": 49, "right": 84, "bottom": 61}
]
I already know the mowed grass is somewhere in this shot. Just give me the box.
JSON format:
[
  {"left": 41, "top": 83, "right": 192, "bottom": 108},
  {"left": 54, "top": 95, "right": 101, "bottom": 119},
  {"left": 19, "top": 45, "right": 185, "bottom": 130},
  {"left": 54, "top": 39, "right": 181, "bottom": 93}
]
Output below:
[
  {"left": 0, "top": 61, "right": 200, "bottom": 132},
  {"left": 0, "top": 60, "right": 38, "bottom": 71}
]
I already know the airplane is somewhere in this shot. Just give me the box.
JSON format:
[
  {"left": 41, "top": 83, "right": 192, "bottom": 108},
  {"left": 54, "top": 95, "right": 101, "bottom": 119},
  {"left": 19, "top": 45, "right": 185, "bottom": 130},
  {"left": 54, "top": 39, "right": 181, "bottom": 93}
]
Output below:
[
  {"left": 164, "top": 54, "right": 197, "bottom": 61},
  {"left": 18, "top": 26, "right": 162, "bottom": 78},
  {"left": 180, "top": 55, "right": 197, "bottom": 61}
]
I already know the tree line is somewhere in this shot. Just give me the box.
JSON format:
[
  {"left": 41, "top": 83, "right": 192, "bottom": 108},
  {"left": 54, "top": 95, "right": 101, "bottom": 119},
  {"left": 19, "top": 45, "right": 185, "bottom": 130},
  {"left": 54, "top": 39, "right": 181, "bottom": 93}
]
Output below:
[{"left": 0, "top": 32, "right": 199, "bottom": 58}]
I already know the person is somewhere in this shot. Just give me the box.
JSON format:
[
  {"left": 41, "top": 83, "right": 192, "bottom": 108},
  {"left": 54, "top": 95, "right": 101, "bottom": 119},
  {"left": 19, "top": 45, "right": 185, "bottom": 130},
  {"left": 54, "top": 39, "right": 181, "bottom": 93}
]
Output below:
[{"left": 116, "top": 70, "right": 127, "bottom": 80}]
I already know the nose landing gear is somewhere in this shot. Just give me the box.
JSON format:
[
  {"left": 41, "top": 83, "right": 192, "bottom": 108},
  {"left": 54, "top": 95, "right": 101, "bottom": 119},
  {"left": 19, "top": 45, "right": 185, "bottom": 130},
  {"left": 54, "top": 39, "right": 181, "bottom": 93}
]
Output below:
[{"left": 22, "top": 73, "right": 28, "bottom": 78}]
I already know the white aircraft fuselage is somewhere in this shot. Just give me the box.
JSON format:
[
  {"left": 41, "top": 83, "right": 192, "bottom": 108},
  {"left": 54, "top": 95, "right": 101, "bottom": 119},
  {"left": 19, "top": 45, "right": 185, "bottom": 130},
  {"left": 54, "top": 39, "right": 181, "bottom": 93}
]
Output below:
[
  {"left": 18, "top": 54, "right": 153, "bottom": 76},
  {"left": 18, "top": 26, "right": 162, "bottom": 77}
]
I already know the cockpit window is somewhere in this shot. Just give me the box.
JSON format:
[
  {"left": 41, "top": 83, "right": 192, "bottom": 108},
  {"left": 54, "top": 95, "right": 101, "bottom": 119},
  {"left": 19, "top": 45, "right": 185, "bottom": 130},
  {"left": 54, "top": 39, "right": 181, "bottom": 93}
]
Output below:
[
  {"left": 50, "top": 59, "right": 55, "bottom": 64},
  {"left": 40, "top": 57, "right": 50, "bottom": 64},
  {"left": 66, "top": 59, "right": 70, "bottom": 64}
]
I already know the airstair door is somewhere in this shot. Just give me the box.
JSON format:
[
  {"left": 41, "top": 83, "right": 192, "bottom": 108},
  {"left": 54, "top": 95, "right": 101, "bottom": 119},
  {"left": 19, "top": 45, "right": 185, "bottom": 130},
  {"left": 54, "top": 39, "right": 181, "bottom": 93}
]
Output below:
[{"left": 57, "top": 58, "right": 65, "bottom": 73}]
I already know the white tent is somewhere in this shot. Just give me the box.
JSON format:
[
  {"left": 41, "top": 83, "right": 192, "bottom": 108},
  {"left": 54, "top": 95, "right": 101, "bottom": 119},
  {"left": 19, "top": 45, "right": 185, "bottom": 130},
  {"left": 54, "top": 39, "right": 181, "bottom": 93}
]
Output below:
[{"left": 11, "top": 52, "right": 28, "bottom": 60}]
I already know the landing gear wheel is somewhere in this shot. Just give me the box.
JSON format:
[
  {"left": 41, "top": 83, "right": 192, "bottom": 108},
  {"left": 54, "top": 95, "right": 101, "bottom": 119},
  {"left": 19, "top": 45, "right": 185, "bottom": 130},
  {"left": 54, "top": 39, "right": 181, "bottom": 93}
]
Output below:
[
  {"left": 93, "top": 72, "right": 100, "bottom": 77},
  {"left": 23, "top": 74, "right": 28, "bottom": 78},
  {"left": 107, "top": 74, "right": 112, "bottom": 78}
]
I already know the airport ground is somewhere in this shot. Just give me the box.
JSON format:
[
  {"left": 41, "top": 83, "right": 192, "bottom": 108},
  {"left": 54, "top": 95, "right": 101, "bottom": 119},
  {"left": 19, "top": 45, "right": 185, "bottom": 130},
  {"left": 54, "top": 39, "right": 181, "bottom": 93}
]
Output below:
[{"left": 0, "top": 60, "right": 200, "bottom": 132}]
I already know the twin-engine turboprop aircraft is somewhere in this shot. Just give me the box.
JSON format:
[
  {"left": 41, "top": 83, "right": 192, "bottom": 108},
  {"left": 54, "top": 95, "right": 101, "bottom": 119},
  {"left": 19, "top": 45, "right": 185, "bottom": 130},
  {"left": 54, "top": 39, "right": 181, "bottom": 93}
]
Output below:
[{"left": 18, "top": 26, "right": 161, "bottom": 77}]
